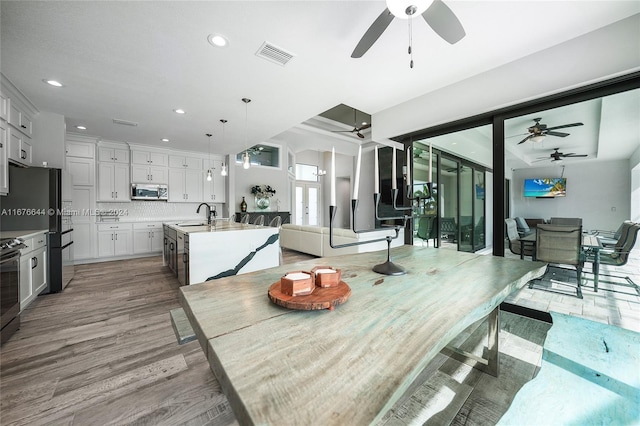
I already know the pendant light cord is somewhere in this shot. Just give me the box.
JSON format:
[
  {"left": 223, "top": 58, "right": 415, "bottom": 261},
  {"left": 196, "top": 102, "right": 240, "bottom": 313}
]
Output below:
[{"left": 408, "top": 17, "right": 414, "bottom": 69}]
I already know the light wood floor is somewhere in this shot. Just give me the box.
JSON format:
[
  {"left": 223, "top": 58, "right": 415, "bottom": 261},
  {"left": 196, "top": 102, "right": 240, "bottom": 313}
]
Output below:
[{"left": 0, "top": 247, "right": 614, "bottom": 425}]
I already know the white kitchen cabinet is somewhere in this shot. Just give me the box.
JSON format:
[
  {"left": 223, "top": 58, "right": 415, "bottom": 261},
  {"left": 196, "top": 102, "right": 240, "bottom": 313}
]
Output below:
[
  {"left": 168, "top": 168, "right": 202, "bottom": 202},
  {"left": 0, "top": 91, "right": 8, "bottom": 121},
  {"left": 169, "top": 154, "right": 202, "bottom": 169},
  {"left": 0, "top": 119, "right": 8, "bottom": 195},
  {"left": 7, "top": 127, "right": 32, "bottom": 166},
  {"left": 97, "top": 223, "right": 132, "bottom": 257},
  {"left": 73, "top": 222, "right": 94, "bottom": 261},
  {"left": 131, "top": 150, "right": 167, "bottom": 167},
  {"left": 19, "top": 233, "right": 47, "bottom": 311},
  {"left": 98, "top": 162, "right": 129, "bottom": 201},
  {"left": 67, "top": 156, "right": 95, "bottom": 186},
  {"left": 66, "top": 141, "right": 95, "bottom": 158},
  {"left": 204, "top": 159, "right": 226, "bottom": 202},
  {"left": 8, "top": 101, "right": 33, "bottom": 138},
  {"left": 132, "top": 222, "right": 163, "bottom": 254},
  {"left": 131, "top": 164, "right": 167, "bottom": 184},
  {"left": 98, "top": 146, "right": 129, "bottom": 163}
]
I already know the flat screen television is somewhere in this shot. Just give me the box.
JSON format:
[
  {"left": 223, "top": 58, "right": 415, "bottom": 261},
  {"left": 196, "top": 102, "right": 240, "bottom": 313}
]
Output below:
[{"left": 523, "top": 178, "right": 566, "bottom": 198}]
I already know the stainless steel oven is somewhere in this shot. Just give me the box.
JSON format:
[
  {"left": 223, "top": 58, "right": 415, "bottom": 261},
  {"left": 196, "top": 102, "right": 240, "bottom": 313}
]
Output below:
[{"left": 1, "top": 238, "right": 26, "bottom": 345}]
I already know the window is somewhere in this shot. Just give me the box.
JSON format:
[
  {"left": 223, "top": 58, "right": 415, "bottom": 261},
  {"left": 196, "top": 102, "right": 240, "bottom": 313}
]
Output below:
[
  {"left": 236, "top": 143, "right": 281, "bottom": 168},
  {"left": 295, "top": 163, "right": 320, "bottom": 182}
]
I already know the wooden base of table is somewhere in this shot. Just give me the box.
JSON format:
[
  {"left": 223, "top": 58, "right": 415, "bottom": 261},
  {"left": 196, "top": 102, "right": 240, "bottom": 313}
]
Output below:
[{"left": 268, "top": 281, "right": 351, "bottom": 310}]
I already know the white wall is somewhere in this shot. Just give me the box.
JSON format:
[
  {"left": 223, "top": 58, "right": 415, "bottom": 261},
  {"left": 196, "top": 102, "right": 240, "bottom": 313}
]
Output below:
[
  {"left": 512, "top": 159, "right": 630, "bottom": 231},
  {"left": 373, "top": 15, "right": 640, "bottom": 140}
]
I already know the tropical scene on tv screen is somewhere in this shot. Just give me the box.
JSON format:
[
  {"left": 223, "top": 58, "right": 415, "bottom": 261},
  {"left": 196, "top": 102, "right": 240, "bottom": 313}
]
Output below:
[{"left": 523, "top": 178, "right": 567, "bottom": 198}]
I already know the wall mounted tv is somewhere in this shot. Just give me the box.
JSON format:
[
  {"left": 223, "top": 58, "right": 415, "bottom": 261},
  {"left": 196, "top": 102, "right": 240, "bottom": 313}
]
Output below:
[{"left": 523, "top": 178, "right": 567, "bottom": 198}]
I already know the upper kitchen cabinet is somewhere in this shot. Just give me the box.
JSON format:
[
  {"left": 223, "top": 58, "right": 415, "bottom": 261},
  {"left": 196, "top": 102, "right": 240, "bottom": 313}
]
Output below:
[
  {"left": 0, "top": 91, "right": 8, "bottom": 121},
  {"left": 97, "top": 162, "right": 129, "bottom": 202},
  {"left": 131, "top": 149, "right": 167, "bottom": 167},
  {"left": 131, "top": 147, "right": 168, "bottom": 184},
  {"left": 169, "top": 154, "right": 202, "bottom": 169},
  {"left": 204, "top": 158, "right": 226, "bottom": 203},
  {"left": 1, "top": 75, "right": 38, "bottom": 168},
  {"left": 97, "top": 142, "right": 130, "bottom": 202},
  {"left": 66, "top": 136, "right": 96, "bottom": 186},
  {"left": 0, "top": 120, "right": 8, "bottom": 195},
  {"left": 98, "top": 145, "right": 129, "bottom": 163}
]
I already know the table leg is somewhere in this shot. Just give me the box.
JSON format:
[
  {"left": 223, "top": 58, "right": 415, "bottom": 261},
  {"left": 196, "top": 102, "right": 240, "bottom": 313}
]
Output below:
[
  {"left": 442, "top": 306, "right": 500, "bottom": 377},
  {"left": 594, "top": 249, "right": 600, "bottom": 292}
]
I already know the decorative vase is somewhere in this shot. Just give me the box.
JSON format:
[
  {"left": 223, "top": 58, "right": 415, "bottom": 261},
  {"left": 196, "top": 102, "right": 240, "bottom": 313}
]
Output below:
[
  {"left": 240, "top": 197, "right": 247, "bottom": 213},
  {"left": 255, "top": 196, "right": 270, "bottom": 210}
]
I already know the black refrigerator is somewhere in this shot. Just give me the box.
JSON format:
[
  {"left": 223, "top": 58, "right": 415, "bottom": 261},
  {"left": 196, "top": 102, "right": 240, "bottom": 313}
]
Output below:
[{"left": 1, "top": 166, "right": 74, "bottom": 293}]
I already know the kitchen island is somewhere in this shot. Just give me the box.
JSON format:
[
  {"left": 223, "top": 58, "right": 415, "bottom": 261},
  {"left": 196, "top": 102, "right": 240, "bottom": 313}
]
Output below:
[
  {"left": 179, "top": 245, "right": 547, "bottom": 425},
  {"left": 164, "top": 221, "right": 280, "bottom": 285}
]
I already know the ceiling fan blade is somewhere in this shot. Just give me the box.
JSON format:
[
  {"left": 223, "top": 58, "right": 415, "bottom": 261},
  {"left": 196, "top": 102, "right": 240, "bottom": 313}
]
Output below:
[
  {"left": 545, "top": 122, "right": 584, "bottom": 131},
  {"left": 356, "top": 132, "right": 365, "bottom": 138},
  {"left": 332, "top": 130, "right": 356, "bottom": 133},
  {"left": 421, "top": 0, "right": 465, "bottom": 45},
  {"left": 351, "top": 8, "right": 394, "bottom": 58},
  {"left": 357, "top": 123, "right": 371, "bottom": 131},
  {"left": 564, "top": 154, "right": 588, "bottom": 157},
  {"left": 546, "top": 131, "right": 570, "bottom": 137},
  {"left": 517, "top": 135, "right": 532, "bottom": 144}
]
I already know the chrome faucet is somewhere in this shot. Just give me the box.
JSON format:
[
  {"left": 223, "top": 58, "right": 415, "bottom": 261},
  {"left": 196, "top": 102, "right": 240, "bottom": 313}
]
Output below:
[{"left": 196, "top": 203, "right": 216, "bottom": 225}]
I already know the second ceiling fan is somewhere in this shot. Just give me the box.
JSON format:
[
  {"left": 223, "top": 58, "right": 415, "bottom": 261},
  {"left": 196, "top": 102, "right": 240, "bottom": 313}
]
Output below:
[
  {"left": 515, "top": 117, "right": 584, "bottom": 145},
  {"left": 332, "top": 108, "right": 371, "bottom": 138}
]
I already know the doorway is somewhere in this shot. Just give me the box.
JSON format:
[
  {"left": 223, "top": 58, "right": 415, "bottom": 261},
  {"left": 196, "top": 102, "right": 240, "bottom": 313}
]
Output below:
[{"left": 295, "top": 183, "right": 320, "bottom": 226}]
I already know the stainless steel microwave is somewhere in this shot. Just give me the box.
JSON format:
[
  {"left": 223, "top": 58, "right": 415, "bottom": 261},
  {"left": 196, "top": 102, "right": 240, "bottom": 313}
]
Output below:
[{"left": 131, "top": 184, "right": 168, "bottom": 200}]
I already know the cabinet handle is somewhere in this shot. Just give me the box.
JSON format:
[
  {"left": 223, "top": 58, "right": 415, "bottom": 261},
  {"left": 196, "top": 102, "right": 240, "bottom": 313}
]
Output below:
[
  {"left": 111, "top": 192, "right": 114, "bottom": 198},
  {"left": 115, "top": 234, "right": 118, "bottom": 240},
  {"left": 21, "top": 149, "right": 26, "bottom": 159},
  {"left": 150, "top": 174, "right": 153, "bottom": 180},
  {"left": 32, "top": 256, "right": 37, "bottom": 269},
  {"left": 21, "top": 124, "right": 26, "bottom": 129},
  {"left": 111, "top": 234, "right": 114, "bottom": 241},
  {"left": 170, "top": 242, "right": 174, "bottom": 250},
  {"left": 115, "top": 192, "right": 117, "bottom": 198}
]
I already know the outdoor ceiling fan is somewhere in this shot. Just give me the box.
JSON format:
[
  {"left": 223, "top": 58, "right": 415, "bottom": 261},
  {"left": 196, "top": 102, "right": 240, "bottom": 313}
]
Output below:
[
  {"left": 534, "top": 148, "right": 588, "bottom": 163},
  {"left": 513, "top": 118, "right": 584, "bottom": 145},
  {"left": 351, "top": 0, "right": 466, "bottom": 66},
  {"left": 332, "top": 108, "right": 371, "bottom": 138}
]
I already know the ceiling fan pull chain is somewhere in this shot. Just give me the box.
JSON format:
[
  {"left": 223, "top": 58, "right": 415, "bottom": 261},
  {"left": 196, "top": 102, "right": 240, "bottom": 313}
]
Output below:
[{"left": 408, "top": 17, "right": 414, "bottom": 68}]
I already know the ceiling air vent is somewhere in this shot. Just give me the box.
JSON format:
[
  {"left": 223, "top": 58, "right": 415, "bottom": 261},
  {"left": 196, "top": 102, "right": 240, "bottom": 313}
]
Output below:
[
  {"left": 112, "top": 118, "right": 138, "bottom": 127},
  {"left": 255, "top": 42, "right": 295, "bottom": 66}
]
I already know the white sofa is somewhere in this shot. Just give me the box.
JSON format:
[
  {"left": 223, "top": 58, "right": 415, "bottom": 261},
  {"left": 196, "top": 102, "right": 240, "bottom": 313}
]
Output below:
[{"left": 280, "top": 224, "right": 405, "bottom": 257}]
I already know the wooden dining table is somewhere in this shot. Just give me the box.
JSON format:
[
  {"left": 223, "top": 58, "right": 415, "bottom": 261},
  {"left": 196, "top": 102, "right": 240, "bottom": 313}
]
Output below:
[{"left": 179, "top": 245, "right": 546, "bottom": 425}]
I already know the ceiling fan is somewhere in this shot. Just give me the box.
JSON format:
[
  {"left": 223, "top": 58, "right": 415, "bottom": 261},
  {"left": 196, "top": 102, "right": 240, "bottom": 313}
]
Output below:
[
  {"left": 534, "top": 148, "right": 588, "bottom": 163},
  {"left": 351, "top": 0, "right": 466, "bottom": 60},
  {"left": 514, "top": 117, "right": 584, "bottom": 145},
  {"left": 332, "top": 109, "right": 371, "bottom": 138}
]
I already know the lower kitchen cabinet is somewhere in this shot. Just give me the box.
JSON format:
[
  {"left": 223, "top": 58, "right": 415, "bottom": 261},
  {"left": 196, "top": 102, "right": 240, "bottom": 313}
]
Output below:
[
  {"left": 97, "top": 223, "right": 132, "bottom": 257},
  {"left": 19, "top": 232, "right": 47, "bottom": 311},
  {"left": 132, "top": 222, "right": 163, "bottom": 254}
]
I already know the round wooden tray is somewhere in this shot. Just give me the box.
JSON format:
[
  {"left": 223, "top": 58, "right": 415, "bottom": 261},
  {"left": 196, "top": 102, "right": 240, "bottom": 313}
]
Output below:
[{"left": 268, "top": 281, "right": 351, "bottom": 311}]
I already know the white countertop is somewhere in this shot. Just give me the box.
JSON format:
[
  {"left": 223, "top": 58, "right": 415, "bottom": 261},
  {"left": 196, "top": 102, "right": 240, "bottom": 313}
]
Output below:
[
  {"left": 165, "top": 221, "right": 270, "bottom": 234},
  {"left": 1, "top": 229, "right": 49, "bottom": 240}
]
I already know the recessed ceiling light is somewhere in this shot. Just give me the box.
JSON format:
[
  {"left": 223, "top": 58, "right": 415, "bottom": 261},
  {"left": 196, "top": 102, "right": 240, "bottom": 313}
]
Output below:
[
  {"left": 75, "top": 125, "right": 87, "bottom": 130},
  {"left": 174, "top": 109, "right": 185, "bottom": 114},
  {"left": 161, "top": 138, "right": 169, "bottom": 142},
  {"left": 43, "top": 79, "right": 63, "bottom": 87},
  {"left": 208, "top": 34, "right": 228, "bottom": 47}
]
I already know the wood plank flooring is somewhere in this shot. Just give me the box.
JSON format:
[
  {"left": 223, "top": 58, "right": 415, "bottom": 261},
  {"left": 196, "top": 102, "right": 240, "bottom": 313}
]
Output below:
[{"left": 0, "top": 247, "right": 607, "bottom": 425}]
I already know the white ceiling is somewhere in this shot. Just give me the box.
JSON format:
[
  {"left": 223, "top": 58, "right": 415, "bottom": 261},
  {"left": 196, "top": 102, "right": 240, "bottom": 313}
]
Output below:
[{"left": 1, "top": 1, "right": 639, "bottom": 159}]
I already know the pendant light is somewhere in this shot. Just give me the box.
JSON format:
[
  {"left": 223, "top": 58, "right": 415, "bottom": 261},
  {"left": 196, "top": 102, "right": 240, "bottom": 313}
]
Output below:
[
  {"left": 242, "top": 98, "right": 251, "bottom": 169},
  {"left": 220, "top": 119, "right": 228, "bottom": 176},
  {"left": 206, "top": 133, "right": 213, "bottom": 181}
]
